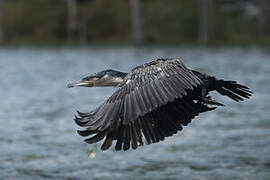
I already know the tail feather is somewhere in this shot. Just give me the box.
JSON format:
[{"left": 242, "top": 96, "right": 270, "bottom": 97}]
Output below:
[{"left": 215, "top": 80, "right": 252, "bottom": 102}]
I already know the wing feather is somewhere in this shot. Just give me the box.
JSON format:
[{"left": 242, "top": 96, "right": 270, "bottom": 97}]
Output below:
[
  {"left": 115, "top": 125, "right": 124, "bottom": 151},
  {"left": 123, "top": 125, "right": 131, "bottom": 151},
  {"left": 75, "top": 59, "right": 206, "bottom": 151},
  {"left": 84, "top": 131, "right": 106, "bottom": 144}
]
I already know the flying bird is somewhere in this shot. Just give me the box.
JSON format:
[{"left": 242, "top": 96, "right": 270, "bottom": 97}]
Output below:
[{"left": 68, "top": 58, "right": 252, "bottom": 151}]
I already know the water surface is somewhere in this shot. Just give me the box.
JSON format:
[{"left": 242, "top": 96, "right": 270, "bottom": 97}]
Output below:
[{"left": 0, "top": 46, "right": 269, "bottom": 180}]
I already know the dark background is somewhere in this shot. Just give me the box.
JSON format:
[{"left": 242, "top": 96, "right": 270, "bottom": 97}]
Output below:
[{"left": 0, "top": 0, "right": 269, "bottom": 45}]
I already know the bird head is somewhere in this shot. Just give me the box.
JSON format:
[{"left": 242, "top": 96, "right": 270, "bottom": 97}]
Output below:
[{"left": 67, "top": 69, "right": 128, "bottom": 88}]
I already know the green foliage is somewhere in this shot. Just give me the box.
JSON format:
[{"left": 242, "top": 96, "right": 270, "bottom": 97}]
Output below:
[
  {"left": 214, "top": 6, "right": 260, "bottom": 44},
  {"left": 79, "top": 0, "right": 131, "bottom": 42},
  {"left": 2, "top": 0, "right": 66, "bottom": 44},
  {"left": 0, "top": 0, "right": 264, "bottom": 45},
  {"left": 143, "top": 0, "right": 198, "bottom": 43}
]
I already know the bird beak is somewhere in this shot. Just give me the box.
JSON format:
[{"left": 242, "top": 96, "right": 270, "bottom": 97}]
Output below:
[{"left": 67, "top": 80, "right": 94, "bottom": 88}]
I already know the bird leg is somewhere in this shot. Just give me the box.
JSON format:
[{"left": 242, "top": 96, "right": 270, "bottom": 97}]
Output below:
[
  {"left": 202, "top": 96, "right": 224, "bottom": 106},
  {"left": 199, "top": 87, "right": 224, "bottom": 106}
]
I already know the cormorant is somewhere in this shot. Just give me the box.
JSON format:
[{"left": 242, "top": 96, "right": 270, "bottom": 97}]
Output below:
[{"left": 67, "top": 58, "right": 252, "bottom": 151}]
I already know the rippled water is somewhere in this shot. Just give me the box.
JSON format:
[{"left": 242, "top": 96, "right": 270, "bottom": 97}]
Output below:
[{"left": 0, "top": 46, "right": 269, "bottom": 180}]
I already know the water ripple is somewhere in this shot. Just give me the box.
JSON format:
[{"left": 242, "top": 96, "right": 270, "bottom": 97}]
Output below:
[{"left": 0, "top": 46, "right": 269, "bottom": 180}]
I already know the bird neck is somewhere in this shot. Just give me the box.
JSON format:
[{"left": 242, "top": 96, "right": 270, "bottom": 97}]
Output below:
[
  {"left": 117, "top": 72, "right": 128, "bottom": 79},
  {"left": 98, "top": 71, "right": 128, "bottom": 87}
]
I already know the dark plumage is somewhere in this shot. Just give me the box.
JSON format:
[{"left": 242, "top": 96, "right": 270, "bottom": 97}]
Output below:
[{"left": 68, "top": 58, "right": 252, "bottom": 151}]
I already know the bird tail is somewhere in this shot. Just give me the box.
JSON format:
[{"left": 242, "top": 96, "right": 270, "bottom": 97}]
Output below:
[{"left": 215, "top": 80, "right": 252, "bottom": 102}]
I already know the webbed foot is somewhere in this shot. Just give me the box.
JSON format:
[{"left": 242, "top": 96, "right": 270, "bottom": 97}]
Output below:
[{"left": 202, "top": 96, "right": 224, "bottom": 106}]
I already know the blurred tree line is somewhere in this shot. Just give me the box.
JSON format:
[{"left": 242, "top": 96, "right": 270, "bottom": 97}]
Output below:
[{"left": 0, "top": 0, "right": 269, "bottom": 45}]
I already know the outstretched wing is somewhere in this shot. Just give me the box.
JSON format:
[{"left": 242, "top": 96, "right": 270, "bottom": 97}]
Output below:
[
  {"left": 192, "top": 70, "right": 253, "bottom": 101},
  {"left": 75, "top": 59, "right": 206, "bottom": 150}
]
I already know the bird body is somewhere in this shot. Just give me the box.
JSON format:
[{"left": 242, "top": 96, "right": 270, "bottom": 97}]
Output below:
[{"left": 68, "top": 58, "right": 252, "bottom": 151}]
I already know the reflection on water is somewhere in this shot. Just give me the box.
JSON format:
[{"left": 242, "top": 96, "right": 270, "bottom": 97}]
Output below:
[{"left": 0, "top": 46, "right": 269, "bottom": 180}]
